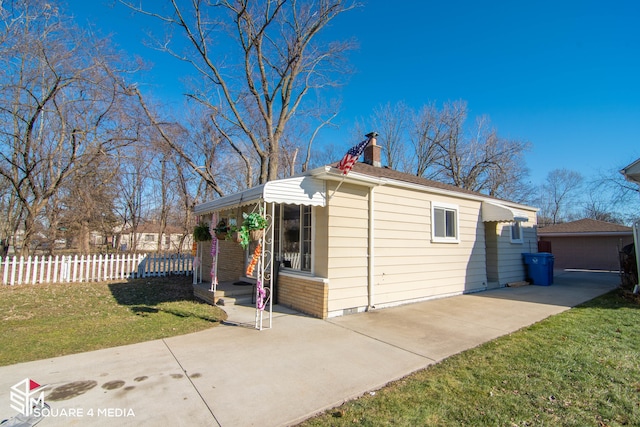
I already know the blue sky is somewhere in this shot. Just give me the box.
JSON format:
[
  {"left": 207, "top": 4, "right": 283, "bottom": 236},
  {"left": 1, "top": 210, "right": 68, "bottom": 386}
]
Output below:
[{"left": 66, "top": 0, "right": 640, "bottom": 186}]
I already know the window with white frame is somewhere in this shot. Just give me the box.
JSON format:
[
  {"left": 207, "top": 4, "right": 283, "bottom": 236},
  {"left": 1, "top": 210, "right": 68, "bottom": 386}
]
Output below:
[
  {"left": 510, "top": 221, "right": 523, "bottom": 243},
  {"left": 432, "top": 203, "right": 459, "bottom": 243},
  {"left": 274, "top": 204, "right": 313, "bottom": 272}
]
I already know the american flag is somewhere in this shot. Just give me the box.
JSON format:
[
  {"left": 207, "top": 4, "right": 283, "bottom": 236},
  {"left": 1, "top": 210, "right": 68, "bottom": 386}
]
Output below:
[{"left": 337, "top": 134, "right": 374, "bottom": 175}]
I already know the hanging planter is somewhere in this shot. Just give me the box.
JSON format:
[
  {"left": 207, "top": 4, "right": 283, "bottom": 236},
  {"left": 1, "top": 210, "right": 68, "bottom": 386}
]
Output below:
[
  {"left": 214, "top": 219, "right": 229, "bottom": 240},
  {"left": 193, "top": 223, "right": 212, "bottom": 242},
  {"left": 249, "top": 229, "right": 264, "bottom": 241},
  {"left": 234, "top": 211, "right": 268, "bottom": 249}
]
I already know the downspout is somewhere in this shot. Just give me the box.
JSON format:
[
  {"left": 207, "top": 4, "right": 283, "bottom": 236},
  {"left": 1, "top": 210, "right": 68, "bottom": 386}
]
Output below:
[
  {"left": 367, "top": 186, "right": 375, "bottom": 311},
  {"left": 634, "top": 220, "right": 640, "bottom": 294}
]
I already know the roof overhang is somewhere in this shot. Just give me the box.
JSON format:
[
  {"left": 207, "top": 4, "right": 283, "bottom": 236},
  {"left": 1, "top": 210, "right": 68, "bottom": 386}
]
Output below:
[
  {"left": 194, "top": 176, "right": 326, "bottom": 215},
  {"left": 538, "top": 231, "right": 632, "bottom": 237},
  {"left": 310, "top": 165, "right": 390, "bottom": 187},
  {"left": 482, "top": 201, "right": 529, "bottom": 222},
  {"left": 194, "top": 165, "right": 538, "bottom": 219},
  {"left": 621, "top": 158, "right": 640, "bottom": 184}
]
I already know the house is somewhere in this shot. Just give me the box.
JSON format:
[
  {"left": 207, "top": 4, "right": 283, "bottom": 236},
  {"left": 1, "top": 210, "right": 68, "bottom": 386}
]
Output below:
[
  {"left": 620, "top": 158, "right": 640, "bottom": 289},
  {"left": 119, "top": 222, "right": 191, "bottom": 253},
  {"left": 537, "top": 219, "right": 633, "bottom": 271},
  {"left": 621, "top": 157, "right": 640, "bottom": 185},
  {"left": 193, "top": 140, "right": 538, "bottom": 319}
]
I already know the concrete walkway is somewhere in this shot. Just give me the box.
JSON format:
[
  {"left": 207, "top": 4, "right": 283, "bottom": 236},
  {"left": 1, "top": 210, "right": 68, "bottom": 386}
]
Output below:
[{"left": 0, "top": 270, "right": 619, "bottom": 426}]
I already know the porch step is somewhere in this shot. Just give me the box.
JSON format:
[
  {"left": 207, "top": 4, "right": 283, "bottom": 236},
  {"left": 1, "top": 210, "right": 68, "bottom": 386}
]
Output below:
[
  {"left": 193, "top": 282, "right": 254, "bottom": 306},
  {"left": 216, "top": 294, "right": 253, "bottom": 306}
]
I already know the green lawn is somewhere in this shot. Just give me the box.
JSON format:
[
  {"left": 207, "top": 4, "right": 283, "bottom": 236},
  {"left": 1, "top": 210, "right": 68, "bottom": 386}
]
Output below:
[
  {"left": 0, "top": 276, "right": 227, "bottom": 366},
  {"left": 301, "top": 290, "right": 640, "bottom": 427}
]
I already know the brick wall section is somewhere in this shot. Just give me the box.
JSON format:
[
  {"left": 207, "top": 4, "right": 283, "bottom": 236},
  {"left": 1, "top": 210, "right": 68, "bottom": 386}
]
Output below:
[
  {"left": 217, "top": 239, "right": 245, "bottom": 282},
  {"left": 193, "top": 283, "right": 216, "bottom": 305},
  {"left": 201, "top": 238, "right": 245, "bottom": 283},
  {"left": 277, "top": 274, "right": 328, "bottom": 319}
]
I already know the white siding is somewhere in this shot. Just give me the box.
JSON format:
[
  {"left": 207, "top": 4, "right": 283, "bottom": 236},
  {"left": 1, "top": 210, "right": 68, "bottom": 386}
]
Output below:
[
  {"left": 492, "top": 211, "right": 538, "bottom": 285},
  {"left": 326, "top": 183, "right": 369, "bottom": 312},
  {"left": 373, "top": 187, "right": 487, "bottom": 307},
  {"left": 325, "top": 183, "right": 489, "bottom": 314}
]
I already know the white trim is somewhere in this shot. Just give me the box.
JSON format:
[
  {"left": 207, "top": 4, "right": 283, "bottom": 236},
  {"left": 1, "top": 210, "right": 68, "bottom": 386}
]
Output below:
[
  {"left": 196, "top": 165, "right": 537, "bottom": 217},
  {"left": 310, "top": 166, "right": 389, "bottom": 188},
  {"left": 510, "top": 222, "right": 524, "bottom": 244},
  {"left": 278, "top": 270, "right": 328, "bottom": 283},
  {"left": 482, "top": 201, "right": 530, "bottom": 222},
  {"left": 194, "top": 176, "right": 326, "bottom": 215},
  {"left": 368, "top": 186, "right": 375, "bottom": 310},
  {"left": 633, "top": 221, "right": 640, "bottom": 290},
  {"left": 537, "top": 231, "right": 632, "bottom": 237},
  {"left": 431, "top": 202, "right": 460, "bottom": 243},
  {"left": 310, "top": 166, "right": 536, "bottom": 213},
  {"left": 621, "top": 158, "right": 640, "bottom": 184}
]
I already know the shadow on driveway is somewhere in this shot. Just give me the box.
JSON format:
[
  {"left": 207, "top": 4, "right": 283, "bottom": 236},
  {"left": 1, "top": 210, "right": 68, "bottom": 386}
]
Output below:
[{"left": 473, "top": 270, "right": 621, "bottom": 307}]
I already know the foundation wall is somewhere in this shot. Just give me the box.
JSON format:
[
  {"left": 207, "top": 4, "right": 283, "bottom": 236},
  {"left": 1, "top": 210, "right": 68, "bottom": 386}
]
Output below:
[{"left": 278, "top": 274, "right": 328, "bottom": 319}]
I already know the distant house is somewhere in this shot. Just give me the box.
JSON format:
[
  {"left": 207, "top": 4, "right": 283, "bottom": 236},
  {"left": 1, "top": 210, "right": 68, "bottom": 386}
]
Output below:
[
  {"left": 119, "top": 223, "right": 191, "bottom": 253},
  {"left": 537, "top": 218, "right": 633, "bottom": 271},
  {"left": 193, "top": 140, "right": 538, "bottom": 319}
]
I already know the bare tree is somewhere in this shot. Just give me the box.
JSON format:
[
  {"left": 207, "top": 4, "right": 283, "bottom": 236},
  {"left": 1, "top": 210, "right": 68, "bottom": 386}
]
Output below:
[
  {"left": 591, "top": 163, "right": 640, "bottom": 225},
  {"left": 152, "top": 155, "right": 171, "bottom": 253},
  {"left": 120, "top": 0, "right": 356, "bottom": 186},
  {"left": 429, "top": 102, "right": 530, "bottom": 198},
  {"left": 582, "top": 190, "right": 625, "bottom": 224},
  {"left": 469, "top": 116, "right": 531, "bottom": 198},
  {"left": 372, "top": 102, "right": 409, "bottom": 170},
  {"left": 55, "top": 157, "right": 120, "bottom": 254},
  {"left": 409, "top": 102, "right": 449, "bottom": 178},
  {"left": 430, "top": 101, "right": 468, "bottom": 186},
  {"left": 114, "top": 144, "right": 153, "bottom": 252},
  {"left": 301, "top": 105, "right": 339, "bottom": 173},
  {"left": 170, "top": 157, "right": 200, "bottom": 253},
  {"left": 0, "top": 175, "right": 23, "bottom": 255},
  {"left": 133, "top": 92, "right": 232, "bottom": 197},
  {"left": 537, "top": 169, "right": 583, "bottom": 226},
  {"left": 0, "top": 0, "right": 138, "bottom": 255}
]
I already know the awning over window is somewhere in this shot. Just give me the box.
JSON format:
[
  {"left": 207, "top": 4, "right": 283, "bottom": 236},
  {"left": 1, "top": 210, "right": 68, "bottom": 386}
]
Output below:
[
  {"left": 482, "top": 201, "right": 529, "bottom": 222},
  {"left": 194, "top": 176, "right": 326, "bottom": 215}
]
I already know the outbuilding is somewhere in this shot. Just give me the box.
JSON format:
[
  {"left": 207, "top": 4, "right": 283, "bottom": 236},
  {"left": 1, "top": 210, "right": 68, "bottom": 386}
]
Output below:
[{"left": 537, "top": 218, "right": 633, "bottom": 271}]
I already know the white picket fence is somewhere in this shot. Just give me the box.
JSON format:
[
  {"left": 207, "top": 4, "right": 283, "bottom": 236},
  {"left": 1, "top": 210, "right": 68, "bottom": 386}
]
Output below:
[{"left": 0, "top": 253, "right": 194, "bottom": 286}]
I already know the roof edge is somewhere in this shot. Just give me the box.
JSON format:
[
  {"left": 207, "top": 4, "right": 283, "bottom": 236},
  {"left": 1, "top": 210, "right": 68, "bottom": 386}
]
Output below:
[{"left": 310, "top": 165, "right": 537, "bottom": 212}]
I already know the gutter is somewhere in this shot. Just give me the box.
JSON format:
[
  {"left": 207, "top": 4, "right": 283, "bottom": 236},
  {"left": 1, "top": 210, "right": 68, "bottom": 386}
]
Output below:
[
  {"left": 366, "top": 180, "right": 387, "bottom": 311},
  {"left": 310, "top": 165, "right": 389, "bottom": 188},
  {"left": 311, "top": 166, "right": 386, "bottom": 311},
  {"left": 310, "top": 166, "right": 536, "bottom": 212},
  {"left": 538, "top": 231, "right": 633, "bottom": 237},
  {"left": 368, "top": 186, "right": 375, "bottom": 311}
]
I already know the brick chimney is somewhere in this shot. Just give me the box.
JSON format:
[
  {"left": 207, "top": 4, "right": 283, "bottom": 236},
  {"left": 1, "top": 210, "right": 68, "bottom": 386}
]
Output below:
[{"left": 363, "top": 132, "right": 381, "bottom": 167}]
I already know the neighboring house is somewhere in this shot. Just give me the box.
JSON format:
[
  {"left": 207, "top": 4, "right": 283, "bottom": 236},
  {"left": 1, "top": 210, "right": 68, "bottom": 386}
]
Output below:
[
  {"left": 537, "top": 219, "right": 633, "bottom": 271},
  {"left": 621, "top": 157, "right": 640, "bottom": 185},
  {"left": 620, "top": 157, "right": 640, "bottom": 287},
  {"left": 119, "top": 223, "right": 191, "bottom": 253},
  {"left": 194, "top": 142, "right": 538, "bottom": 319}
]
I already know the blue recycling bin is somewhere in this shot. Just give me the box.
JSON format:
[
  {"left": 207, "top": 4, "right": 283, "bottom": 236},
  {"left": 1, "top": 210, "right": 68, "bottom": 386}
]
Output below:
[{"left": 522, "top": 253, "right": 554, "bottom": 285}]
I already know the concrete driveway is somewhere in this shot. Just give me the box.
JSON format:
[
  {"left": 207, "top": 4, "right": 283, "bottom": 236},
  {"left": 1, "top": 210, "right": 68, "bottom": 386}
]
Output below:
[{"left": 0, "top": 270, "right": 619, "bottom": 426}]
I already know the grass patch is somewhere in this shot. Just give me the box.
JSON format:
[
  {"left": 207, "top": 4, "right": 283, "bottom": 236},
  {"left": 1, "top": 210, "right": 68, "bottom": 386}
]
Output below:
[
  {"left": 301, "top": 290, "right": 640, "bottom": 427},
  {"left": 0, "top": 276, "right": 226, "bottom": 366}
]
